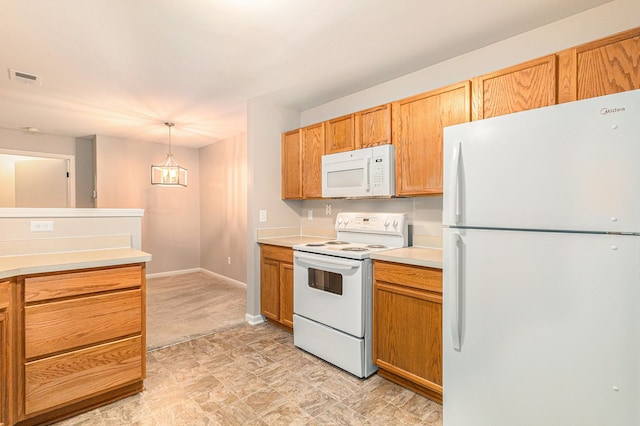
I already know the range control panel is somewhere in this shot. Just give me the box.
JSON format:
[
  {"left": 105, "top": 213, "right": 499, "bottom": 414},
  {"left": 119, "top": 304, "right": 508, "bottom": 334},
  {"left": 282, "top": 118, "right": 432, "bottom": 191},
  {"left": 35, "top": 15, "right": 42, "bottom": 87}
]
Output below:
[{"left": 335, "top": 212, "right": 407, "bottom": 234}]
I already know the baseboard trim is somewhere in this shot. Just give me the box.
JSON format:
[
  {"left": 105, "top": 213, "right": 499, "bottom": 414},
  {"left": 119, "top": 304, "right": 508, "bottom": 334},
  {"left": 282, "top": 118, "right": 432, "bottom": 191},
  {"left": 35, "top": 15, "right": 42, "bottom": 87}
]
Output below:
[
  {"left": 146, "top": 268, "right": 202, "bottom": 279},
  {"left": 245, "top": 313, "right": 265, "bottom": 326},
  {"left": 146, "top": 268, "right": 247, "bottom": 289},
  {"left": 199, "top": 268, "right": 247, "bottom": 288}
]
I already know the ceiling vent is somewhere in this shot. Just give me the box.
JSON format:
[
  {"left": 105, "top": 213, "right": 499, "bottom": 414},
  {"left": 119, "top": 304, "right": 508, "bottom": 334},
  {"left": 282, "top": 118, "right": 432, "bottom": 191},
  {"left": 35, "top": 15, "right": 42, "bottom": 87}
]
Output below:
[{"left": 8, "top": 68, "right": 43, "bottom": 85}]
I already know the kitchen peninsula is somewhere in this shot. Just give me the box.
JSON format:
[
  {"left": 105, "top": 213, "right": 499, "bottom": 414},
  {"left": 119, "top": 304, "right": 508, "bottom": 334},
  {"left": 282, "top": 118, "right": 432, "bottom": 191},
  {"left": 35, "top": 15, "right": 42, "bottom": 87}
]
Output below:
[{"left": 0, "top": 208, "right": 151, "bottom": 426}]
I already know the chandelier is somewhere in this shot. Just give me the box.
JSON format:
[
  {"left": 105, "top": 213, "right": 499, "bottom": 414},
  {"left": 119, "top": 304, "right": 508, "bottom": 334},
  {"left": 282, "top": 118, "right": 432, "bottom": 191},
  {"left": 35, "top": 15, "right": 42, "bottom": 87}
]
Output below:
[{"left": 151, "top": 122, "right": 187, "bottom": 187}]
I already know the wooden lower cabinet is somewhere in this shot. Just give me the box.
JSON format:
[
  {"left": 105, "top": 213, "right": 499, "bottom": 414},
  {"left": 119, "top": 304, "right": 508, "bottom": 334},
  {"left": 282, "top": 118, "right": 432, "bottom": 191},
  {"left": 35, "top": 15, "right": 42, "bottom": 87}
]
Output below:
[
  {"left": 12, "top": 264, "right": 146, "bottom": 425},
  {"left": 373, "top": 260, "right": 443, "bottom": 403},
  {"left": 260, "top": 244, "right": 294, "bottom": 332},
  {"left": 1, "top": 280, "right": 11, "bottom": 426}
]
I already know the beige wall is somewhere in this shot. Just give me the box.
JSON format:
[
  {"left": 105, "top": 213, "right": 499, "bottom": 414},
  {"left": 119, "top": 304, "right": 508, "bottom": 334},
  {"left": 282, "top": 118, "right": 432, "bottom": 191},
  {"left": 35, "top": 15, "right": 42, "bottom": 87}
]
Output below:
[
  {"left": 200, "top": 133, "right": 247, "bottom": 282},
  {"left": 246, "top": 0, "right": 640, "bottom": 318},
  {"left": 95, "top": 135, "right": 201, "bottom": 275}
]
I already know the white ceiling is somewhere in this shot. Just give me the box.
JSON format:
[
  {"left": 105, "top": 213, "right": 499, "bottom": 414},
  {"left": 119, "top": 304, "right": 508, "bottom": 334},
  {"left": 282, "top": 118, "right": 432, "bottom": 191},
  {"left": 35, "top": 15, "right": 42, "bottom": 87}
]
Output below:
[{"left": 0, "top": 0, "right": 610, "bottom": 148}]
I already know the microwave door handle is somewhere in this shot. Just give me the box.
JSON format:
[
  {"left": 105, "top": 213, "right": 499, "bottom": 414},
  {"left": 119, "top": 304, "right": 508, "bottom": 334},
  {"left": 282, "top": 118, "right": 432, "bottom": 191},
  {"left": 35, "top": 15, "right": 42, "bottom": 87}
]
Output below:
[{"left": 365, "top": 158, "right": 371, "bottom": 192}]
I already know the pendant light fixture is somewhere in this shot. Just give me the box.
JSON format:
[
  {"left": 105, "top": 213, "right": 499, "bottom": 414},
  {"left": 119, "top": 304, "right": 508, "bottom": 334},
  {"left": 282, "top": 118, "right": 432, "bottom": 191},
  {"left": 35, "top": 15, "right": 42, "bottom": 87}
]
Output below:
[{"left": 151, "top": 122, "right": 187, "bottom": 187}]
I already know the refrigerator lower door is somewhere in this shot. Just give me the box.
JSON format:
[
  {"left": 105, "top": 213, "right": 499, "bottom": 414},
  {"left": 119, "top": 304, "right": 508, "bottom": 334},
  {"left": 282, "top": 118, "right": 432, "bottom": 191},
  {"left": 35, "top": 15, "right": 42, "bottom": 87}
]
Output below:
[{"left": 443, "top": 228, "right": 640, "bottom": 426}]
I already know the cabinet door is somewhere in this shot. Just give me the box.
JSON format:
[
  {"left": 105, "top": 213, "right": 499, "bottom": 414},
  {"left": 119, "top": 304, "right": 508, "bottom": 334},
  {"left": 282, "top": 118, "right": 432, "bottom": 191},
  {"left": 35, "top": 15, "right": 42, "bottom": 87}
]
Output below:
[
  {"left": 0, "top": 310, "right": 5, "bottom": 426},
  {"left": 260, "top": 257, "right": 280, "bottom": 322},
  {"left": 558, "top": 27, "right": 640, "bottom": 103},
  {"left": 281, "top": 129, "right": 302, "bottom": 200},
  {"left": 393, "top": 81, "right": 470, "bottom": 196},
  {"left": 374, "top": 262, "right": 443, "bottom": 402},
  {"left": 355, "top": 103, "right": 391, "bottom": 148},
  {"left": 279, "top": 262, "right": 294, "bottom": 330},
  {"left": 0, "top": 281, "right": 9, "bottom": 426},
  {"left": 25, "top": 290, "right": 142, "bottom": 359},
  {"left": 325, "top": 114, "right": 355, "bottom": 154},
  {"left": 374, "top": 283, "right": 442, "bottom": 392},
  {"left": 472, "top": 55, "right": 557, "bottom": 120},
  {"left": 301, "top": 122, "right": 325, "bottom": 198},
  {"left": 24, "top": 336, "right": 142, "bottom": 416}
]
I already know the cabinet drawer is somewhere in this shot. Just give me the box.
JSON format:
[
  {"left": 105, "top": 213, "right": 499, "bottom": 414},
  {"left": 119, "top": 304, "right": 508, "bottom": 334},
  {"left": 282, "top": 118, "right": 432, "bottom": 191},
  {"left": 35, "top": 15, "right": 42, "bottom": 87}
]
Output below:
[
  {"left": 374, "top": 261, "right": 442, "bottom": 293},
  {"left": 25, "top": 289, "right": 142, "bottom": 359},
  {"left": 25, "top": 265, "right": 142, "bottom": 303},
  {"left": 25, "top": 336, "right": 142, "bottom": 415},
  {"left": 261, "top": 245, "right": 293, "bottom": 263},
  {"left": 0, "top": 280, "right": 9, "bottom": 310}
]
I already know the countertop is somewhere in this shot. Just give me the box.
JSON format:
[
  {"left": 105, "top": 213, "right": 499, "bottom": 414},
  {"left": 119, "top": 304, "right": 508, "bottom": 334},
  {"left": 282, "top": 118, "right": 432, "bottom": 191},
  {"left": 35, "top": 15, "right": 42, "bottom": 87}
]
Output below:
[
  {"left": 371, "top": 246, "right": 443, "bottom": 269},
  {"left": 0, "top": 248, "right": 152, "bottom": 279}
]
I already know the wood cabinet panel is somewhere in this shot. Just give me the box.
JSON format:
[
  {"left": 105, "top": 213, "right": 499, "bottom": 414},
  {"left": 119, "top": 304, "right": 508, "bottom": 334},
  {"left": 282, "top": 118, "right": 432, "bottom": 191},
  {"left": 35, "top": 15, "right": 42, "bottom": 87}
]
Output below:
[
  {"left": 473, "top": 55, "right": 557, "bottom": 120},
  {"left": 0, "top": 298, "right": 6, "bottom": 426},
  {"left": 374, "top": 260, "right": 442, "bottom": 293},
  {"left": 301, "top": 122, "right": 325, "bottom": 199},
  {"left": 259, "top": 244, "right": 294, "bottom": 333},
  {"left": 280, "top": 263, "right": 294, "bottom": 329},
  {"left": 355, "top": 103, "right": 391, "bottom": 148},
  {"left": 260, "top": 258, "right": 280, "bottom": 322},
  {"left": 558, "top": 27, "right": 640, "bottom": 103},
  {"left": 25, "top": 290, "right": 142, "bottom": 359},
  {"left": 260, "top": 244, "right": 293, "bottom": 264},
  {"left": 393, "top": 81, "right": 470, "bottom": 196},
  {"left": 24, "top": 265, "right": 142, "bottom": 303},
  {"left": 325, "top": 114, "right": 355, "bottom": 154},
  {"left": 24, "top": 336, "right": 142, "bottom": 416},
  {"left": 373, "top": 261, "right": 443, "bottom": 403},
  {"left": 281, "top": 129, "right": 303, "bottom": 199}
]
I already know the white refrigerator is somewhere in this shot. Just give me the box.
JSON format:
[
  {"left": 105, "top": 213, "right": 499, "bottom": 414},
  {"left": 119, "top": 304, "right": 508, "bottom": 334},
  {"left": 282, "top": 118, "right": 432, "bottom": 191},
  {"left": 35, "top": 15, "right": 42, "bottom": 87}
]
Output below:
[{"left": 442, "top": 89, "right": 640, "bottom": 426}]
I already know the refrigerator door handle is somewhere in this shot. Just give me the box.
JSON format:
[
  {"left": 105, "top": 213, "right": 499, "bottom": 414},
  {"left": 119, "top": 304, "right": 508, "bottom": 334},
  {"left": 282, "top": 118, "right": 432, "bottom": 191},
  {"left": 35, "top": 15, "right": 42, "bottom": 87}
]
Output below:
[
  {"left": 448, "top": 230, "right": 463, "bottom": 351},
  {"left": 447, "top": 141, "right": 461, "bottom": 224}
]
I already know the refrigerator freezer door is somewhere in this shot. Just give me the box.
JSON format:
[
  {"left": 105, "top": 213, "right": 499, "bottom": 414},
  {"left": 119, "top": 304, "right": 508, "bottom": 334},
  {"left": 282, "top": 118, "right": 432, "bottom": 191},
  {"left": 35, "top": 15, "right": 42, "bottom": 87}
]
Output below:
[
  {"left": 443, "top": 228, "right": 640, "bottom": 426},
  {"left": 443, "top": 89, "right": 640, "bottom": 232}
]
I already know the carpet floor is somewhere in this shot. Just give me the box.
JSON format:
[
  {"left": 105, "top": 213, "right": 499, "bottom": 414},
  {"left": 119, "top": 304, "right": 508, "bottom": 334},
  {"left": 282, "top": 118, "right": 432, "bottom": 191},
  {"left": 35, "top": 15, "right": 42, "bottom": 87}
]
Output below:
[{"left": 146, "top": 271, "right": 247, "bottom": 350}]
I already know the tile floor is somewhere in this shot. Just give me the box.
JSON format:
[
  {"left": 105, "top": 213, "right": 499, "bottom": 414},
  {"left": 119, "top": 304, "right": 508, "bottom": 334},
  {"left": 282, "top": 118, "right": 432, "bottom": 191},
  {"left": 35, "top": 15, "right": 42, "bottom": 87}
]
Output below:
[{"left": 55, "top": 323, "right": 443, "bottom": 425}]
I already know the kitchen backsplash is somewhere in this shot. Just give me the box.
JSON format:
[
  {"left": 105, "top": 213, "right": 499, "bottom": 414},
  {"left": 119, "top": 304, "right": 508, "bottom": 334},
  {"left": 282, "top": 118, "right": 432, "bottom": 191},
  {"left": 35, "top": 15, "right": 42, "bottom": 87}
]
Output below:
[{"left": 298, "top": 196, "right": 444, "bottom": 247}]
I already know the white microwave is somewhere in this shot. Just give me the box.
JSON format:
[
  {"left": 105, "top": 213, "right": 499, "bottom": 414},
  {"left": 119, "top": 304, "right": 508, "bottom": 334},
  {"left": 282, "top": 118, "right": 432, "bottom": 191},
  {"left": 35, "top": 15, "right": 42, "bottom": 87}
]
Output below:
[{"left": 321, "top": 144, "right": 395, "bottom": 198}]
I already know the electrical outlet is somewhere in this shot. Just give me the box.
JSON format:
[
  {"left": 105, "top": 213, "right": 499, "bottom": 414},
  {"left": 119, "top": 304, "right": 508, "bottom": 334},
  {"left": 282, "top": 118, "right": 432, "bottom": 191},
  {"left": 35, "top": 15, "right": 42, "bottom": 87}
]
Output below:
[
  {"left": 30, "top": 220, "right": 54, "bottom": 232},
  {"left": 259, "top": 210, "right": 267, "bottom": 222},
  {"left": 325, "top": 203, "right": 332, "bottom": 216},
  {"left": 308, "top": 209, "right": 313, "bottom": 220},
  {"left": 227, "top": 257, "right": 231, "bottom": 264}
]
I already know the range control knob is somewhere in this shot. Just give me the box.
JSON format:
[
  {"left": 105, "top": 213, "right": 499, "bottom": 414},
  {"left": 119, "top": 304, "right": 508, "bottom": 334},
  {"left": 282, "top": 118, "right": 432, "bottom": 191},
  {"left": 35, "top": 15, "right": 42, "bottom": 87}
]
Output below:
[
  {"left": 337, "top": 217, "right": 343, "bottom": 225},
  {"left": 393, "top": 219, "right": 399, "bottom": 228},
  {"left": 384, "top": 218, "right": 390, "bottom": 228}
]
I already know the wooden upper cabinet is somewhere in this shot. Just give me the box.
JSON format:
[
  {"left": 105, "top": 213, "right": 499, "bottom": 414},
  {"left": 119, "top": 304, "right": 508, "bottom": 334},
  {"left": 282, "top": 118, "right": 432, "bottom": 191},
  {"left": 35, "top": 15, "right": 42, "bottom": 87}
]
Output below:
[
  {"left": 301, "top": 122, "right": 325, "bottom": 199},
  {"left": 472, "top": 55, "right": 557, "bottom": 120},
  {"left": 355, "top": 103, "right": 392, "bottom": 148},
  {"left": 281, "top": 129, "right": 302, "bottom": 199},
  {"left": 393, "top": 81, "right": 471, "bottom": 196},
  {"left": 325, "top": 114, "right": 355, "bottom": 154},
  {"left": 558, "top": 27, "right": 640, "bottom": 103}
]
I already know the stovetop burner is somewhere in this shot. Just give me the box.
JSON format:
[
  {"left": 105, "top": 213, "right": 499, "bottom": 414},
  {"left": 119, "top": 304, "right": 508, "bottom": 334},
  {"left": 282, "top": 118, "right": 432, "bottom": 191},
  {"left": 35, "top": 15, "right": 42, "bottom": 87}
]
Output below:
[
  {"left": 305, "top": 242, "right": 326, "bottom": 247},
  {"left": 325, "top": 240, "right": 349, "bottom": 245},
  {"left": 366, "top": 244, "right": 387, "bottom": 249}
]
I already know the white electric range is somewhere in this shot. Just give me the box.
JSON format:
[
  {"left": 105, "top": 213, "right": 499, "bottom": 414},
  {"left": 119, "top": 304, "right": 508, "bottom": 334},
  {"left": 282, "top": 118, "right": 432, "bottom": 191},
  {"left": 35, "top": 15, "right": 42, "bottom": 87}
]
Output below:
[{"left": 292, "top": 212, "right": 408, "bottom": 378}]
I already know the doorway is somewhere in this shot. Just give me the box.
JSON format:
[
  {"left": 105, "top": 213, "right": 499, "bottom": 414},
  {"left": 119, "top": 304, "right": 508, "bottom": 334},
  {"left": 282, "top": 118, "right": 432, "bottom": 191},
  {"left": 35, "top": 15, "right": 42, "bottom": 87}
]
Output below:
[{"left": 0, "top": 150, "right": 75, "bottom": 207}]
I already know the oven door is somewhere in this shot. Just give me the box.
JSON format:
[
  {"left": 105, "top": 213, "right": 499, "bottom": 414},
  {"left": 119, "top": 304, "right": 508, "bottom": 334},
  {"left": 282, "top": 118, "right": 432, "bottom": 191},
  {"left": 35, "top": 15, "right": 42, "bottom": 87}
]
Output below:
[{"left": 293, "top": 251, "right": 365, "bottom": 338}]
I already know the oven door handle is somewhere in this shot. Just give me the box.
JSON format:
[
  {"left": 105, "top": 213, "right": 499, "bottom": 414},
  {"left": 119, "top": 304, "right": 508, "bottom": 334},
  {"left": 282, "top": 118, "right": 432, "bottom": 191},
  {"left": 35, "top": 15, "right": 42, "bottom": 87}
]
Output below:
[{"left": 294, "top": 252, "right": 360, "bottom": 270}]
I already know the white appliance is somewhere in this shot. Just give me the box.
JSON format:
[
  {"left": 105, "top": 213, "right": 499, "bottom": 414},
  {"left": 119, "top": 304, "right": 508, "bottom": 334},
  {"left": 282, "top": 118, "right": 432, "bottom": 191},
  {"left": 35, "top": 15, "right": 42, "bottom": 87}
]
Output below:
[
  {"left": 322, "top": 145, "right": 395, "bottom": 198},
  {"left": 292, "top": 212, "right": 408, "bottom": 378},
  {"left": 442, "top": 89, "right": 640, "bottom": 426}
]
